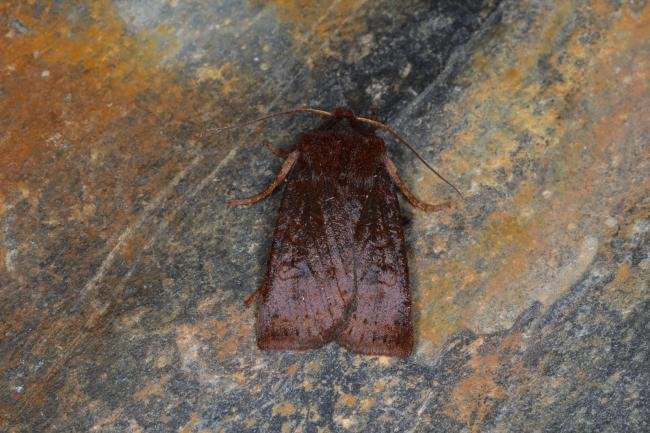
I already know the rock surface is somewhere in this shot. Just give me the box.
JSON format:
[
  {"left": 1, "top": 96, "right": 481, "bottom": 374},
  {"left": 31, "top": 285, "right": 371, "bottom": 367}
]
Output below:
[{"left": 0, "top": 1, "right": 648, "bottom": 432}]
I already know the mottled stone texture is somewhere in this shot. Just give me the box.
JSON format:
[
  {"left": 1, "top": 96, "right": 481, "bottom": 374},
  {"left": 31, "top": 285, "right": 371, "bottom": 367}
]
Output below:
[{"left": 0, "top": 1, "right": 648, "bottom": 432}]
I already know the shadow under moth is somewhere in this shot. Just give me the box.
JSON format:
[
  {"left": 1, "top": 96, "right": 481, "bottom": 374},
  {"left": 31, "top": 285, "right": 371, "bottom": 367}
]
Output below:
[{"left": 226, "top": 107, "right": 461, "bottom": 358}]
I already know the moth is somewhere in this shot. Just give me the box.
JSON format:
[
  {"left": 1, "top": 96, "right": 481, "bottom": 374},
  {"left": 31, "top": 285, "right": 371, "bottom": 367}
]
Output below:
[{"left": 227, "top": 107, "right": 460, "bottom": 357}]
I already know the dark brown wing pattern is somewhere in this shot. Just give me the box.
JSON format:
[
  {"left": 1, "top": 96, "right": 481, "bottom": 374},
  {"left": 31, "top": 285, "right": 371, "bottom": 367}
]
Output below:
[
  {"left": 256, "top": 151, "right": 357, "bottom": 350},
  {"left": 230, "top": 109, "right": 454, "bottom": 357},
  {"left": 337, "top": 164, "right": 413, "bottom": 357},
  {"left": 256, "top": 126, "right": 413, "bottom": 357}
]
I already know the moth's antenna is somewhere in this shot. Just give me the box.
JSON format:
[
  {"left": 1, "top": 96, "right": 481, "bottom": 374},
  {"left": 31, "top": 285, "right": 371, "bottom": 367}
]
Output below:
[
  {"left": 356, "top": 116, "right": 464, "bottom": 198},
  {"left": 208, "top": 108, "right": 333, "bottom": 134},
  {"left": 208, "top": 107, "right": 462, "bottom": 198}
]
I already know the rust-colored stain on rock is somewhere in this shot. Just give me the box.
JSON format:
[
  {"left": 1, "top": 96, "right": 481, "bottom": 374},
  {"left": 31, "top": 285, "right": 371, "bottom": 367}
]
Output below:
[
  {"left": 415, "top": 1, "right": 648, "bottom": 350},
  {"left": 0, "top": 0, "right": 254, "bottom": 426},
  {"left": 444, "top": 334, "right": 523, "bottom": 432},
  {"left": 0, "top": 1, "right": 183, "bottom": 200}
]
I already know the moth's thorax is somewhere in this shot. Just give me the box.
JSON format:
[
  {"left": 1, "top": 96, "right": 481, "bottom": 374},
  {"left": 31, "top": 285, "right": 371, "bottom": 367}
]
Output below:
[
  {"left": 332, "top": 106, "right": 356, "bottom": 120},
  {"left": 290, "top": 129, "right": 385, "bottom": 193},
  {"left": 296, "top": 125, "right": 385, "bottom": 155}
]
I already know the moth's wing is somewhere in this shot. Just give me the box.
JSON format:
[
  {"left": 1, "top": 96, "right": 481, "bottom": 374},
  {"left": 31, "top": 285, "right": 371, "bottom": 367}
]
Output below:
[
  {"left": 256, "top": 160, "right": 355, "bottom": 351},
  {"left": 337, "top": 167, "right": 413, "bottom": 358}
]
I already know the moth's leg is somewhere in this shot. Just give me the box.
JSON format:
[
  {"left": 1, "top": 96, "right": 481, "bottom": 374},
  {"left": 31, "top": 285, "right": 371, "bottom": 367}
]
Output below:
[
  {"left": 228, "top": 151, "right": 299, "bottom": 206},
  {"left": 244, "top": 286, "right": 261, "bottom": 306},
  {"left": 263, "top": 140, "right": 291, "bottom": 158},
  {"left": 383, "top": 156, "right": 451, "bottom": 212},
  {"left": 244, "top": 277, "right": 269, "bottom": 306}
]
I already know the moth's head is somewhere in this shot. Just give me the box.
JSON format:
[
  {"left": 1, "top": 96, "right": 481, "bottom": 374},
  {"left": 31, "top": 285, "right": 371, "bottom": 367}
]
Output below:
[{"left": 332, "top": 107, "right": 356, "bottom": 121}]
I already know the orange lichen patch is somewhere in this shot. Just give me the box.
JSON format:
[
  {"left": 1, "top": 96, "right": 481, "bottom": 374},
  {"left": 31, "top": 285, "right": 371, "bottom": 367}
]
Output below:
[
  {"left": 372, "top": 379, "right": 386, "bottom": 394},
  {"left": 119, "top": 231, "right": 151, "bottom": 263},
  {"left": 359, "top": 397, "right": 375, "bottom": 411},
  {"left": 600, "top": 245, "right": 649, "bottom": 317},
  {"left": 212, "top": 319, "right": 230, "bottom": 339},
  {"left": 333, "top": 414, "right": 357, "bottom": 429},
  {"left": 176, "top": 310, "right": 251, "bottom": 368},
  {"left": 417, "top": 259, "right": 479, "bottom": 346},
  {"left": 232, "top": 371, "right": 248, "bottom": 383},
  {"left": 0, "top": 13, "right": 236, "bottom": 395},
  {"left": 178, "top": 412, "right": 200, "bottom": 433},
  {"left": 194, "top": 63, "right": 241, "bottom": 94},
  {"left": 302, "top": 378, "right": 314, "bottom": 391},
  {"left": 337, "top": 392, "right": 357, "bottom": 408},
  {"left": 0, "top": 0, "right": 187, "bottom": 200},
  {"left": 223, "top": 305, "right": 254, "bottom": 340},
  {"left": 272, "top": 401, "right": 296, "bottom": 416},
  {"left": 447, "top": 2, "right": 576, "bottom": 182},
  {"left": 196, "top": 293, "right": 224, "bottom": 314},
  {"left": 117, "top": 306, "right": 150, "bottom": 328},
  {"left": 286, "top": 363, "right": 299, "bottom": 375},
  {"left": 376, "top": 355, "right": 394, "bottom": 366},
  {"left": 455, "top": 354, "right": 507, "bottom": 404},
  {"left": 217, "top": 336, "right": 242, "bottom": 360},
  {"left": 445, "top": 333, "right": 524, "bottom": 433},
  {"left": 304, "top": 360, "right": 321, "bottom": 374},
  {"left": 89, "top": 408, "right": 125, "bottom": 432},
  {"left": 613, "top": 263, "right": 631, "bottom": 285},
  {"left": 417, "top": 1, "right": 649, "bottom": 349},
  {"left": 155, "top": 347, "right": 175, "bottom": 369},
  {"left": 500, "top": 331, "right": 523, "bottom": 353},
  {"left": 481, "top": 210, "right": 539, "bottom": 257},
  {"left": 132, "top": 375, "right": 170, "bottom": 401}
]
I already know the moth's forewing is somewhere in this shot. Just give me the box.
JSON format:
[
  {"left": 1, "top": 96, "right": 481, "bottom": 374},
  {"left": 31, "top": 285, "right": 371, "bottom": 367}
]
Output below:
[
  {"left": 256, "top": 118, "right": 413, "bottom": 357},
  {"left": 256, "top": 130, "right": 355, "bottom": 350},
  {"left": 336, "top": 157, "right": 413, "bottom": 358}
]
